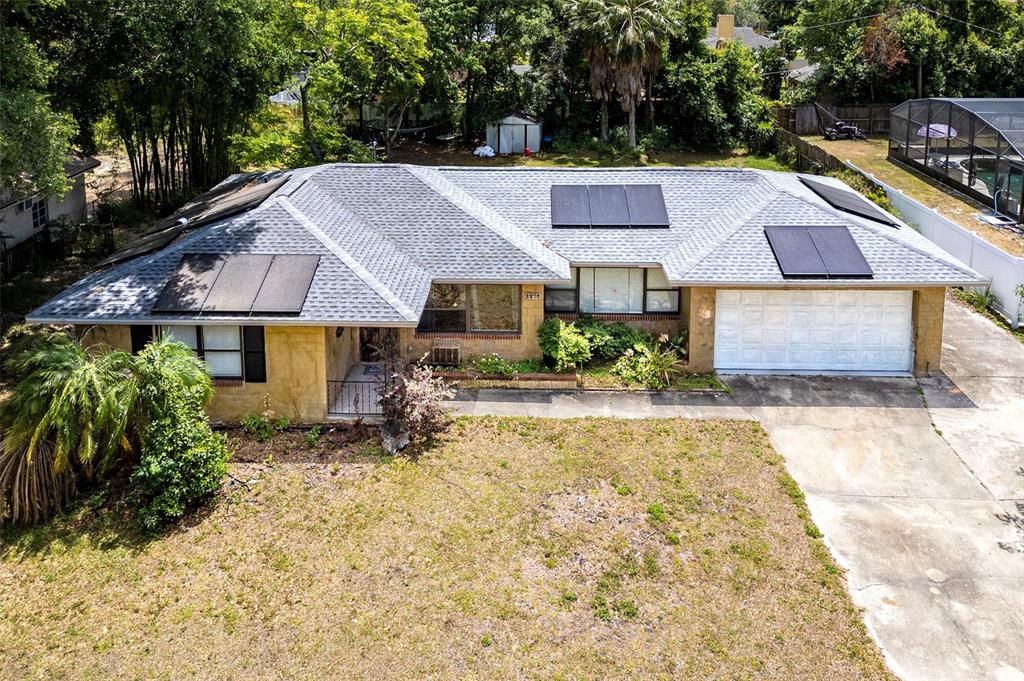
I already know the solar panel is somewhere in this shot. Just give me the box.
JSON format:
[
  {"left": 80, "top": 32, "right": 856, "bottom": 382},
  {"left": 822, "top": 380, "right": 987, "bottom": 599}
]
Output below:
[
  {"left": 98, "top": 176, "right": 288, "bottom": 268},
  {"left": 587, "top": 184, "right": 630, "bottom": 227},
  {"left": 251, "top": 255, "right": 320, "bottom": 313},
  {"left": 799, "top": 176, "right": 900, "bottom": 227},
  {"left": 551, "top": 185, "right": 592, "bottom": 227},
  {"left": 151, "top": 253, "right": 226, "bottom": 312},
  {"left": 624, "top": 184, "right": 670, "bottom": 227},
  {"left": 764, "top": 226, "right": 828, "bottom": 278},
  {"left": 807, "top": 226, "right": 873, "bottom": 278},
  {"left": 202, "top": 254, "right": 274, "bottom": 312}
]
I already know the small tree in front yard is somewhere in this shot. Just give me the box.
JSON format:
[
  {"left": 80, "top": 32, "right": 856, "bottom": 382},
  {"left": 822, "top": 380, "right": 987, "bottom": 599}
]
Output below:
[
  {"left": 378, "top": 357, "right": 455, "bottom": 455},
  {"left": 129, "top": 338, "right": 228, "bottom": 529}
]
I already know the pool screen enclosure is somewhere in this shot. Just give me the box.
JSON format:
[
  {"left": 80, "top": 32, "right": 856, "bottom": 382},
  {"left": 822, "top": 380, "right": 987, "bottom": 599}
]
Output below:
[{"left": 889, "top": 98, "right": 1024, "bottom": 224}]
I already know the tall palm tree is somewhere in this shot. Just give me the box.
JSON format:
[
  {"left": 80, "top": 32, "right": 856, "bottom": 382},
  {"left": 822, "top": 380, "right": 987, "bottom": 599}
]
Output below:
[
  {"left": 568, "top": 0, "right": 672, "bottom": 149},
  {"left": 566, "top": 0, "right": 615, "bottom": 142}
]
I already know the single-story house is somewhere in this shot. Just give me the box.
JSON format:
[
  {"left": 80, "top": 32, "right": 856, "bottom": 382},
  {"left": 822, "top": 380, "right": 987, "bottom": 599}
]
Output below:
[
  {"left": 1, "top": 154, "right": 100, "bottom": 264},
  {"left": 27, "top": 163, "right": 986, "bottom": 421}
]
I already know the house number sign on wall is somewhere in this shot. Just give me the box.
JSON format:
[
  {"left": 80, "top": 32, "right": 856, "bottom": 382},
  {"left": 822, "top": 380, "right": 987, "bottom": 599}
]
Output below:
[{"left": 524, "top": 292, "right": 541, "bottom": 300}]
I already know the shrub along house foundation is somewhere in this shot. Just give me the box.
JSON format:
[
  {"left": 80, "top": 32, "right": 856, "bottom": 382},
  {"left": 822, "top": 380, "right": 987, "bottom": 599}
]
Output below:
[{"left": 30, "top": 164, "right": 985, "bottom": 422}]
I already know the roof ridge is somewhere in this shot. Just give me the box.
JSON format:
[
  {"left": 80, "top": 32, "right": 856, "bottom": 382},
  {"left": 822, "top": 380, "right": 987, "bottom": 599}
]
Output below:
[
  {"left": 297, "top": 176, "right": 428, "bottom": 275},
  {"left": 662, "top": 177, "right": 778, "bottom": 279},
  {"left": 276, "top": 196, "right": 419, "bottom": 322},
  {"left": 403, "top": 164, "right": 571, "bottom": 278},
  {"left": 776, "top": 187, "right": 982, "bottom": 280}
]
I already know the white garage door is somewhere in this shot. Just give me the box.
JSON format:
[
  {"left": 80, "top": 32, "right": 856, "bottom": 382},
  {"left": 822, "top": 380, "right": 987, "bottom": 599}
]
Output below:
[{"left": 714, "top": 290, "right": 914, "bottom": 374}]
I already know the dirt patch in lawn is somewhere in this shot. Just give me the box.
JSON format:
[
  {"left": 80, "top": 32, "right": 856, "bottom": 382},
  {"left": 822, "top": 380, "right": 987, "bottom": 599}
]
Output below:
[
  {"left": 223, "top": 422, "right": 382, "bottom": 464},
  {"left": 0, "top": 417, "right": 894, "bottom": 680}
]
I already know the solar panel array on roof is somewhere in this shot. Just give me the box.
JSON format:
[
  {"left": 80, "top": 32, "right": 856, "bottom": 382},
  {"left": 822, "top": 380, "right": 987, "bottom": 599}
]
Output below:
[
  {"left": 151, "top": 253, "right": 226, "bottom": 312},
  {"left": 251, "top": 255, "right": 321, "bottom": 313},
  {"left": 764, "top": 225, "right": 873, "bottom": 279},
  {"left": 799, "top": 177, "right": 900, "bottom": 227},
  {"left": 98, "top": 175, "right": 289, "bottom": 268},
  {"left": 551, "top": 184, "right": 670, "bottom": 228},
  {"left": 203, "top": 254, "right": 274, "bottom": 312},
  {"left": 151, "top": 253, "right": 320, "bottom": 315}
]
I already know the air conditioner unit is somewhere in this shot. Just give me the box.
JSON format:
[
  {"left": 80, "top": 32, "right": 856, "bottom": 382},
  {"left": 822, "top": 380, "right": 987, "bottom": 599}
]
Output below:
[{"left": 430, "top": 340, "right": 461, "bottom": 366}]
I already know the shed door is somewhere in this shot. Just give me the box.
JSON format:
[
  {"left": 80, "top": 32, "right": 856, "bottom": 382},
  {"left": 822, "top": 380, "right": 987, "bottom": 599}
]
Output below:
[{"left": 714, "top": 289, "right": 914, "bottom": 374}]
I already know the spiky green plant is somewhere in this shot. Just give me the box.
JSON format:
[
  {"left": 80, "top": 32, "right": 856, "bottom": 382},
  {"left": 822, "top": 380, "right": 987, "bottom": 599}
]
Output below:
[{"left": 1, "top": 330, "right": 138, "bottom": 479}]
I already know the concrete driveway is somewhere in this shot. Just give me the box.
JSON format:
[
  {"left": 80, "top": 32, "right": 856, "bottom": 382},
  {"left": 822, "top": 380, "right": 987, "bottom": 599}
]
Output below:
[
  {"left": 453, "top": 301, "right": 1023, "bottom": 680},
  {"left": 737, "top": 301, "right": 1024, "bottom": 681}
]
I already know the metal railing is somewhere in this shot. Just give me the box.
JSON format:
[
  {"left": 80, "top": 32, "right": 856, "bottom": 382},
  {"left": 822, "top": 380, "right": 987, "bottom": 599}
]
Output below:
[{"left": 327, "top": 378, "right": 383, "bottom": 416}]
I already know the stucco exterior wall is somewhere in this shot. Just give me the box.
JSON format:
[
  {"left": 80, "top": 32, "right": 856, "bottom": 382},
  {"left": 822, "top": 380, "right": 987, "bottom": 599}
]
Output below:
[
  {"left": 1, "top": 175, "right": 87, "bottom": 248},
  {"left": 210, "top": 326, "right": 326, "bottom": 423},
  {"left": 326, "top": 326, "right": 359, "bottom": 381},
  {"left": 911, "top": 287, "right": 945, "bottom": 376},
  {"left": 76, "top": 324, "right": 131, "bottom": 353},
  {"left": 400, "top": 283, "right": 546, "bottom": 362},
  {"left": 74, "top": 324, "right": 328, "bottom": 423}
]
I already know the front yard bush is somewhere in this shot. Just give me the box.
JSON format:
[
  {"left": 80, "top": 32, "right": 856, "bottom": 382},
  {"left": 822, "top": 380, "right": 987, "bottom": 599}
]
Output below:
[
  {"left": 611, "top": 336, "right": 685, "bottom": 389},
  {"left": 537, "top": 318, "right": 591, "bottom": 372},
  {"left": 576, "top": 316, "right": 652, "bottom": 360},
  {"left": 131, "top": 388, "right": 228, "bottom": 529},
  {"left": 1, "top": 329, "right": 228, "bottom": 528},
  {"left": 471, "top": 354, "right": 544, "bottom": 377}
]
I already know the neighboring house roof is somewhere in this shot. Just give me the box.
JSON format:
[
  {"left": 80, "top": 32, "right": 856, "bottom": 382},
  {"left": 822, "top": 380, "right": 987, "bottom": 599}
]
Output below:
[
  {"left": 704, "top": 26, "right": 779, "bottom": 51},
  {"left": 27, "top": 164, "right": 986, "bottom": 326}
]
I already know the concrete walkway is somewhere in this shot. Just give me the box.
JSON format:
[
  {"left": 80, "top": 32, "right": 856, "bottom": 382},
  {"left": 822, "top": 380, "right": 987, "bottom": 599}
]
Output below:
[{"left": 450, "top": 301, "right": 1024, "bottom": 681}]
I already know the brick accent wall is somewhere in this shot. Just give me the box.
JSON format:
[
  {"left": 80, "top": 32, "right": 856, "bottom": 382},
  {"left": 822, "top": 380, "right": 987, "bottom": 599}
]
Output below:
[
  {"left": 912, "top": 287, "right": 945, "bottom": 376},
  {"left": 400, "top": 283, "right": 546, "bottom": 362}
]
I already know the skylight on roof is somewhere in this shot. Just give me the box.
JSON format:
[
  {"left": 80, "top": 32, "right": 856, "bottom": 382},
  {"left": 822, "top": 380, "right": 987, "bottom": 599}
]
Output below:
[{"left": 551, "top": 184, "right": 669, "bottom": 228}]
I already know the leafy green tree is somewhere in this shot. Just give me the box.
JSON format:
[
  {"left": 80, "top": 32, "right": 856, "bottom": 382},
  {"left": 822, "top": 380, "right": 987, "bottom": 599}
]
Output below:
[
  {"left": 419, "top": 0, "right": 552, "bottom": 137},
  {"left": 271, "top": 0, "right": 428, "bottom": 158},
  {"left": 891, "top": 8, "right": 945, "bottom": 98},
  {"left": 0, "top": 4, "right": 75, "bottom": 198}
]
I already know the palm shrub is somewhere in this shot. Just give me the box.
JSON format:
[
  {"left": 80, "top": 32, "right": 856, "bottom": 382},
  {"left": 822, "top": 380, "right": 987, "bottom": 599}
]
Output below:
[
  {"left": 0, "top": 331, "right": 227, "bottom": 527},
  {"left": 0, "top": 329, "right": 138, "bottom": 523}
]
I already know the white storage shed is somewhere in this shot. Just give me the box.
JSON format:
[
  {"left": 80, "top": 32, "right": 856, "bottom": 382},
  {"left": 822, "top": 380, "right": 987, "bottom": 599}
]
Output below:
[{"left": 486, "top": 112, "right": 542, "bottom": 154}]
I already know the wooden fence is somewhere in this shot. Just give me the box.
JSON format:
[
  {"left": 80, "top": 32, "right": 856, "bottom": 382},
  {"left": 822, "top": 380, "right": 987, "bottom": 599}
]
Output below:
[
  {"left": 773, "top": 128, "right": 849, "bottom": 173},
  {"left": 775, "top": 104, "right": 895, "bottom": 136}
]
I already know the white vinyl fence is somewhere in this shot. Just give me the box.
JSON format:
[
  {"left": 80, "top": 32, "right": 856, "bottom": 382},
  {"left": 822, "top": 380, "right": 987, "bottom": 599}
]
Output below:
[{"left": 848, "top": 161, "right": 1024, "bottom": 328}]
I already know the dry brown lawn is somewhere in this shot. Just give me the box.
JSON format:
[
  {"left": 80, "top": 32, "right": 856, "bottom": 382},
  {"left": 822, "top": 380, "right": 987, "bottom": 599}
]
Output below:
[
  {"left": 0, "top": 417, "right": 894, "bottom": 680},
  {"left": 807, "top": 135, "right": 1024, "bottom": 257}
]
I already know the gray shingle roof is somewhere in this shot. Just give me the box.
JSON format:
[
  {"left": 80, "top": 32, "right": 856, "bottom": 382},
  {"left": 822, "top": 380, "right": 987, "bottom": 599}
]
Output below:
[{"left": 27, "top": 163, "right": 986, "bottom": 326}]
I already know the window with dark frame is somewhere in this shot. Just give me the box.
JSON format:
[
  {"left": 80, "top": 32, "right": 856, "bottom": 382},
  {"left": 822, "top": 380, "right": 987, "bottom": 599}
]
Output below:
[
  {"left": 417, "top": 284, "right": 521, "bottom": 333},
  {"left": 544, "top": 267, "right": 679, "bottom": 315},
  {"left": 31, "top": 199, "right": 48, "bottom": 230},
  {"left": 156, "top": 325, "right": 266, "bottom": 382}
]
